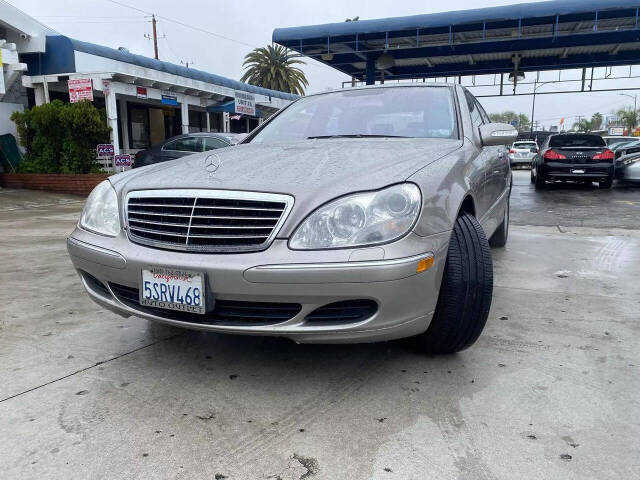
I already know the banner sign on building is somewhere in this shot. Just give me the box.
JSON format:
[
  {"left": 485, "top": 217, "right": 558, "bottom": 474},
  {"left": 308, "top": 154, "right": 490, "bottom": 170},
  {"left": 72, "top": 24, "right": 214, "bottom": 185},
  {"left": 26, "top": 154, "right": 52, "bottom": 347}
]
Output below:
[
  {"left": 609, "top": 126, "right": 625, "bottom": 136},
  {"left": 235, "top": 91, "right": 256, "bottom": 116},
  {"left": 161, "top": 90, "right": 178, "bottom": 105},
  {"left": 114, "top": 154, "right": 132, "bottom": 167},
  {"left": 96, "top": 144, "right": 114, "bottom": 158},
  {"left": 136, "top": 86, "right": 148, "bottom": 99},
  {"left": 68, "top": 78, "right": 93, "bottom": 103}
]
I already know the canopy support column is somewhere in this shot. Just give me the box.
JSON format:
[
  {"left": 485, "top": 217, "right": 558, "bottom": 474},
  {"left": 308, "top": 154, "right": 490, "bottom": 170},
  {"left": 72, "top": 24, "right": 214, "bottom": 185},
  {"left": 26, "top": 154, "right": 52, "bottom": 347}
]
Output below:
[
  {"left": 119, "top": 98, "right": 129, "bottom": 152},
  {"left": 223, "top": 112, "right": 230, "bottom": 133},
  {"left": 181, "top": 101, "right": 189, "bottom": 134},
  {"left": 366, "top": 53, "right": 375, "bottom": 85},
  {"left": 104, "top": 88, "right": 120, "bottom": 156}
]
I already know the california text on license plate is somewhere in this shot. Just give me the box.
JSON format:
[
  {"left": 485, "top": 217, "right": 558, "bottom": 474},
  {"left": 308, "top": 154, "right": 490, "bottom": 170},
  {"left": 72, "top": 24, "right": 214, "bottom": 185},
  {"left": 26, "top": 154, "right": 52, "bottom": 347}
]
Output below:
[{"left": 140, "top": 267, "right": 205, "bottom": 314}]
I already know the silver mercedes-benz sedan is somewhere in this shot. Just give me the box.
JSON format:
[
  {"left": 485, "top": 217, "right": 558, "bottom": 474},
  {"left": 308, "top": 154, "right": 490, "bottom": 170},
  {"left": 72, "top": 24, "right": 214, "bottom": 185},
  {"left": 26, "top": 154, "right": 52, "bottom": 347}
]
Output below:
[{"left": 67, "top": 84, "right": 516, "bottom": 353}]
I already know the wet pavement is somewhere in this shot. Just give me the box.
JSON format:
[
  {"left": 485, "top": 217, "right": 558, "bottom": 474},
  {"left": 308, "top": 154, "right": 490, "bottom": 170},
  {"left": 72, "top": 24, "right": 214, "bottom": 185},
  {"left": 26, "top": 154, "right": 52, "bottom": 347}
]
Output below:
[{"left": 1, "top": 175, "right": 639, "bottom": 480}]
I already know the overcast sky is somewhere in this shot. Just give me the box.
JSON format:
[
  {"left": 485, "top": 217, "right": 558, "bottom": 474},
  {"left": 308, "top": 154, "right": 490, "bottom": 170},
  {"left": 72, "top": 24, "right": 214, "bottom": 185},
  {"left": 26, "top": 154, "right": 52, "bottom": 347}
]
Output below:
[{"left": 10, "top": 0, "right": 640, "bottom": 129}]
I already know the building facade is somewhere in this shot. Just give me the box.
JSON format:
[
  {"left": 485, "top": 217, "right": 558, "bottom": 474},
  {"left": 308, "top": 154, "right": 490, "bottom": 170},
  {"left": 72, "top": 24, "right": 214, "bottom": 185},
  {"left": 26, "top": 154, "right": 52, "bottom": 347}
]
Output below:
[{"left": 1, "top": 1, "right": 296, "bottom": 166}]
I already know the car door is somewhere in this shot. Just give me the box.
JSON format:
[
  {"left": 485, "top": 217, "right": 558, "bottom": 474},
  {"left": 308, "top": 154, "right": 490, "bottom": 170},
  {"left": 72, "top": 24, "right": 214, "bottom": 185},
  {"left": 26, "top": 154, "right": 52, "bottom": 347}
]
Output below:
[
  {"left": 159, "top": 136, "right": 202, "bottom": 162},
  {"left": 463, "top": 90, "right": 493, "bottom": 219},
  {"left": 476, "top": 97, "right": 509, "bottom": 209}
]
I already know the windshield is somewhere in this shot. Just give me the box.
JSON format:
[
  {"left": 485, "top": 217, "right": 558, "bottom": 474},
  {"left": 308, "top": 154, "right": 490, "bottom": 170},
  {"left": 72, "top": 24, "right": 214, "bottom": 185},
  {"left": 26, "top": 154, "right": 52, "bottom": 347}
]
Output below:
[
  {"left": 250, "top": 86, "right": 458, "bottom": 144},
  {"left": 549, "top": 135, "right": 606, "bottom": 148}
]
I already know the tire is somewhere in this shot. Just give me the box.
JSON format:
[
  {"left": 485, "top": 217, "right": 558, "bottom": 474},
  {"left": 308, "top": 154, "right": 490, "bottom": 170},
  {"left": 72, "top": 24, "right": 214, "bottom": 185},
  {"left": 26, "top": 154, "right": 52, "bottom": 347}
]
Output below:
[
  {"left": 414, "top": 213, "right": 493, "bottom": 354},
  {"left": 530, "top": 168, "right": 535, "bottom": 184},
  {"left": 489, "top": 199, "right": 509, "bottom": 248},
  {"left": 534, "top": 170, "right": 547, "bottom": 190},
  {"left": 599, "top": 177, "right": 613, "bottom": 189}
]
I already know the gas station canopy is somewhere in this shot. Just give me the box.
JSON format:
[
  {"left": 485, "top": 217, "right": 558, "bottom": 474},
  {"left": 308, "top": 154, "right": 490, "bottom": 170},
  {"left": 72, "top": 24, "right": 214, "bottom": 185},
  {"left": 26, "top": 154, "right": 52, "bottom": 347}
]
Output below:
[{"left": 273, "top": 0, "right": 640, "bottom": 84}]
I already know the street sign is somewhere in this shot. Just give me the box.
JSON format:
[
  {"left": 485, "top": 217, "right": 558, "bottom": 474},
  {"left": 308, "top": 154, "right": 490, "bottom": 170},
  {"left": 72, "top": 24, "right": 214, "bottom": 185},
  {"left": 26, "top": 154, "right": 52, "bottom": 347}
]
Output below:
[
  {"left": 68, "top": 78, "right": 93, "bottom": 103},
  {"left": 235, "top": 91, "right": 256, "bottom": 116},
  {"left": 114, "top": 154, "right": 132, "bottom": 167},
  {"left": 510, "top": 120, "right": 518, "bottom": 127},
  {"left": 161, "top": 90, "right": 178, "bottom": 105},
  {"left": 96, "top": 144, "right": 114, "bottom": 158}
]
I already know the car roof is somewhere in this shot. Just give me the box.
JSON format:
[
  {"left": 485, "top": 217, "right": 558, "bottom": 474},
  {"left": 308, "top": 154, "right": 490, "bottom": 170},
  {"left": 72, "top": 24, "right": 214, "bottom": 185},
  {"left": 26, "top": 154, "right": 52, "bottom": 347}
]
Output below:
[
  {"left": 182, "top": 132, "right": 230, "bottom": 137},
  {"left": 303, "top": 83, "right": 456, "bottom": 99}
]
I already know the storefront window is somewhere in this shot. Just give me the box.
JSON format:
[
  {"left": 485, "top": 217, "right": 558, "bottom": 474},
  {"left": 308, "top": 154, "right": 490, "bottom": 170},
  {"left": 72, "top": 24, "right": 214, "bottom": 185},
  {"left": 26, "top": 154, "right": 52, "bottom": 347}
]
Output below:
[{"left": 130, "top": 107, "right": 149, "bottom": 149}]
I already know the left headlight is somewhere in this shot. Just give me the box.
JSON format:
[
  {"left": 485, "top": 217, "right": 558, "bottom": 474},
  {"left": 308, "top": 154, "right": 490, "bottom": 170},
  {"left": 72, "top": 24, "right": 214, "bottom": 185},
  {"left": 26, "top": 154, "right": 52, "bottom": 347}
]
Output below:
[
  {"left": 79, "top": 180, "right": 121, "bottom": 237},
  {"left": 289, "top": 183, "right": 421, "bottom": 250}
]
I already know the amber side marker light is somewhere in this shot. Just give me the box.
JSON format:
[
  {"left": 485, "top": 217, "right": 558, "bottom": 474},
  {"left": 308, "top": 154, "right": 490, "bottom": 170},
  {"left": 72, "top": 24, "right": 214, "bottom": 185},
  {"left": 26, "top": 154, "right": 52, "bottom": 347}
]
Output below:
[{"left": 416, "top": 256, "right": 434, "bottom": 273}]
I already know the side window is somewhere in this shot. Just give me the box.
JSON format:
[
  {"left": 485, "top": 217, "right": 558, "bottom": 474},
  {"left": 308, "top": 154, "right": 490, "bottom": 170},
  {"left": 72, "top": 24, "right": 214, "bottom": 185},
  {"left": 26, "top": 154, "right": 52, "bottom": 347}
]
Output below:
[
  {"left": 203, "top": 137, "right": 230, "bottom": 151},
  {"left": 163, "top": 136, "right": 201, "bottom": 152},
  {"left": 475, "top": 99, "right": 491, "bottom": 124},
  {"left": 465, "top": 90, "right": 483, "bottom": 130}
]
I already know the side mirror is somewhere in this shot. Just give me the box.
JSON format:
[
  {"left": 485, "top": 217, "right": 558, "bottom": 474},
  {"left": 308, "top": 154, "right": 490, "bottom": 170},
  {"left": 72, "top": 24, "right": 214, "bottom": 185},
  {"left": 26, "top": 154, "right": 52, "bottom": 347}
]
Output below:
[{"left": 479, "top": 123, "right": 518, "bottom": 146}]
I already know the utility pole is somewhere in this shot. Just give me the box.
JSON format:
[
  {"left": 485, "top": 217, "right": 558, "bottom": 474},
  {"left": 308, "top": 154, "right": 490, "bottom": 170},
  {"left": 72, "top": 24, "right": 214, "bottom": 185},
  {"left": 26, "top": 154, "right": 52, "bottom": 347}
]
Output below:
[{"left": 151, "top": 14, "right": 159, "bottom": 60}]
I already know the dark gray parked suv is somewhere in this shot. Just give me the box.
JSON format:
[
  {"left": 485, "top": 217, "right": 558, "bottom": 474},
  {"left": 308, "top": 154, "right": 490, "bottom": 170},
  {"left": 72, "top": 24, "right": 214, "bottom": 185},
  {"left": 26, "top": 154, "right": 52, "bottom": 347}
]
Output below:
[{"left": 133, "top": 132, "right": 243, "bottom": 168}]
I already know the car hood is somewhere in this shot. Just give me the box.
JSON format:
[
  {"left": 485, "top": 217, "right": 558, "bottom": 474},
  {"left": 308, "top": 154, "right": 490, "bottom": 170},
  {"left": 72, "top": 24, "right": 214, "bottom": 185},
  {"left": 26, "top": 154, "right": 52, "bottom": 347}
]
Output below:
[
  {"left": 115, "top": 138, "right": 460, "bottom": 193},
  {"left": 111, "top": 138, "right": 461, "bottom": 233}
]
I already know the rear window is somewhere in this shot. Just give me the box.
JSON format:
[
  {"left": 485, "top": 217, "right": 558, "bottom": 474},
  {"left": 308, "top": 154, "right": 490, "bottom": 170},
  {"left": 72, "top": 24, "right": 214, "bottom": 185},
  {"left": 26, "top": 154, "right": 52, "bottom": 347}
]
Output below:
[{"left": 549, "top": 135, "right": 605, "bottom": 148}]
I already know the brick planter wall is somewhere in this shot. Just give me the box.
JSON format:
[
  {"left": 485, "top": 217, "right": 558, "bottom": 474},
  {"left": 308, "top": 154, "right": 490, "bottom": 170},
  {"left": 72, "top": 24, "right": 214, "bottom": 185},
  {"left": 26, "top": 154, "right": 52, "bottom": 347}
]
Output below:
[{"left": 0, "top": 173, "right": 111, "bottom": 196}]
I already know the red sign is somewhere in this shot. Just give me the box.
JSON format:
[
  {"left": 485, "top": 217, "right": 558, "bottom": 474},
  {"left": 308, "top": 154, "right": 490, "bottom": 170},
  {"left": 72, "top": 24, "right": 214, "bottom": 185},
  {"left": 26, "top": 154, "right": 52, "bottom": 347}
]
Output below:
[
  {"left": 68, "top": 78, "right": 93, "bottom": 103},
  {"left": 114, "top": 154, "right": 132, "bottom": 167},
  {"left": 96, "top": 144, "right": 114, "bottom": 158},
  {"left": 136, "top": 86, "right": 147, "bottom": 98}
]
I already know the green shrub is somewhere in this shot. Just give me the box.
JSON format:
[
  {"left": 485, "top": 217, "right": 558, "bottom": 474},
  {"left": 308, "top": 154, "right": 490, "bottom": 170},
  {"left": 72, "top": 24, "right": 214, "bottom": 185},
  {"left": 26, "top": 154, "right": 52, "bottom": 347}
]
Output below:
[{"left": 11, "top": 100, "right": 111, "bottom": 173}]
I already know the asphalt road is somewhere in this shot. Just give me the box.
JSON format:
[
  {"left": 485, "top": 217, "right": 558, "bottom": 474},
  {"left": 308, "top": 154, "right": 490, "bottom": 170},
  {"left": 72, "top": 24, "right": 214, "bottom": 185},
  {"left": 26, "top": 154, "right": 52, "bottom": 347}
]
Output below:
[
  {"left": 1, "top": 175, "right": 639, "bottom": 480},
  {"left": 511, "top": 170, "right": 640, "bottom": 230}
]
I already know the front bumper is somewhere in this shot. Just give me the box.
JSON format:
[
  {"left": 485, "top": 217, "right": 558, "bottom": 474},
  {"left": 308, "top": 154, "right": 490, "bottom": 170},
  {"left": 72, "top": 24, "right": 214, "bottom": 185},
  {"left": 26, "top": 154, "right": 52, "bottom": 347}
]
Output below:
[
  {"left": 540, "top": 161, "right": 614, "bottom": 180},
  {"left": 67, "top": 227, "right": 451, "bottom": 343}
]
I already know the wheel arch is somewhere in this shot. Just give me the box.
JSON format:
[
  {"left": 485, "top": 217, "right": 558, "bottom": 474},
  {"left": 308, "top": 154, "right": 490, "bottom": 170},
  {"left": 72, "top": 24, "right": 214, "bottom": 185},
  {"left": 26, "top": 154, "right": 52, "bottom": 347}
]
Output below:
[{"left": 457, "top": 194, "right": 476, "bottom": 218}]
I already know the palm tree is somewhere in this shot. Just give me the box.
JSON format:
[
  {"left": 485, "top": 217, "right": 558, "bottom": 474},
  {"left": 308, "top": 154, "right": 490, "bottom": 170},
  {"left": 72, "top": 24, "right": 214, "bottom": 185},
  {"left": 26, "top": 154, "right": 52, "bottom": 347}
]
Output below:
[
  {"left": 572, "top": 113, "right": 603, "bottom": 133},
  {"left": 240, "top": 45, "right": 309, "bottom": 95},
  {"left": 617, "top": 107, "right": 638, "bottom": 130},
  {"left": 591, "top": 112, "right": 603, "bottom": 131}
]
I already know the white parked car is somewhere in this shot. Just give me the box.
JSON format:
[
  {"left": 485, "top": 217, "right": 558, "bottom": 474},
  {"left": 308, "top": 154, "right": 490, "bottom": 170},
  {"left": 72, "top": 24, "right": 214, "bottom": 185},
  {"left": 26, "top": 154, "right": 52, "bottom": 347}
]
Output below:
[{"left": 508, "top": 141, "right": 538, "bottom": 167}]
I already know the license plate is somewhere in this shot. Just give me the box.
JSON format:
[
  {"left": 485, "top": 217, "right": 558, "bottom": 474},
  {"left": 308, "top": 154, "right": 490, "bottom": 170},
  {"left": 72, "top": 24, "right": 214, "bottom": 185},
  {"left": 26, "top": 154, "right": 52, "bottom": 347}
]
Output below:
[
  {"left": 571, "top": 169, "right": 586, "bottom": 174},
  {"left": 140, "top": 267, "right": 205, "bottom": 314}
]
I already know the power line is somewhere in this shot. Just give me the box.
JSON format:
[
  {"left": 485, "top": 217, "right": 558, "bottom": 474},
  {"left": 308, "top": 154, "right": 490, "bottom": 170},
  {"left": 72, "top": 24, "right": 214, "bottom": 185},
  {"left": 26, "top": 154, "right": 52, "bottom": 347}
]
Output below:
[
  {"left": 104, "top": 0, "right": 152, "bottom": 15},
  {"left": 43, "top": 20, "right": 148, "bottom": 24},
  {"left": 102, "top": 0, "right": 338, "bottom": 73}
]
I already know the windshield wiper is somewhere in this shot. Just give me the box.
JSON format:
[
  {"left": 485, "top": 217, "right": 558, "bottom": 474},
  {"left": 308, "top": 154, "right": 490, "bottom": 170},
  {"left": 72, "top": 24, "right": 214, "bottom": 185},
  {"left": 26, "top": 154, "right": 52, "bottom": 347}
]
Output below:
[{"left": 307, "top": 134, "right": 409, "bottom": 139}]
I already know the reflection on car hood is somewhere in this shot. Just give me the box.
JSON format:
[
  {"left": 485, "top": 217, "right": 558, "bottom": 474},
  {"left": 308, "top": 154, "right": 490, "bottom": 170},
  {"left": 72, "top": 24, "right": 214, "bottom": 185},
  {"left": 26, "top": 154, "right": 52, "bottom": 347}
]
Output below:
[{"left": 111, "top": 138, "right": 462, "bottom": 201}]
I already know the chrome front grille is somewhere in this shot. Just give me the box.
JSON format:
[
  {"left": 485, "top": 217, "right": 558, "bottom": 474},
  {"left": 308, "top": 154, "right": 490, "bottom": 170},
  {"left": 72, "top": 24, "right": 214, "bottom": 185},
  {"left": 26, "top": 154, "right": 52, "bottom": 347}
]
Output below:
[{"left": 126, "top": 189, "right": 293, "bottom": 253}]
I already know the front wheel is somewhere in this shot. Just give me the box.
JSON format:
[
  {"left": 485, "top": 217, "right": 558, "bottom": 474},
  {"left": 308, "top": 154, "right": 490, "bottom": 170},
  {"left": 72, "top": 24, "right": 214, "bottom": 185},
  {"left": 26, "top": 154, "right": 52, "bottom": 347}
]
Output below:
[{"left": 414, "top": 213, "right": 493, "bottom": 354}]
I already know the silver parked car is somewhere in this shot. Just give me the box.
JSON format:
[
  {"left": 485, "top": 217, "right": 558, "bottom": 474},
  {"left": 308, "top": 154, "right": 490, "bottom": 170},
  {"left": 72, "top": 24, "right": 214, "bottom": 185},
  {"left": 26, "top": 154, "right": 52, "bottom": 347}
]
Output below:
[
  {"left": 67, "top": 85, "right": 516, "bottom": 354},
  {"left": 508, "top": 141, "right": 538, "bottom": 167},
  {"left": 616, "top": 151, "right": 640, "bottom": 182}
]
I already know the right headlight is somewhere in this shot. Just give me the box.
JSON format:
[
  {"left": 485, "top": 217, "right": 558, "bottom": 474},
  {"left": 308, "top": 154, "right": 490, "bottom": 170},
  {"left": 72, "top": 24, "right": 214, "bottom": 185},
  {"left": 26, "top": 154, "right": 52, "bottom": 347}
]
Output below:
[
  {"left": 79, "top": 180, "right": 121, "bottom": 237},
  {"left": 289, "top": 183, "right": 421, "bottom": 250}
]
